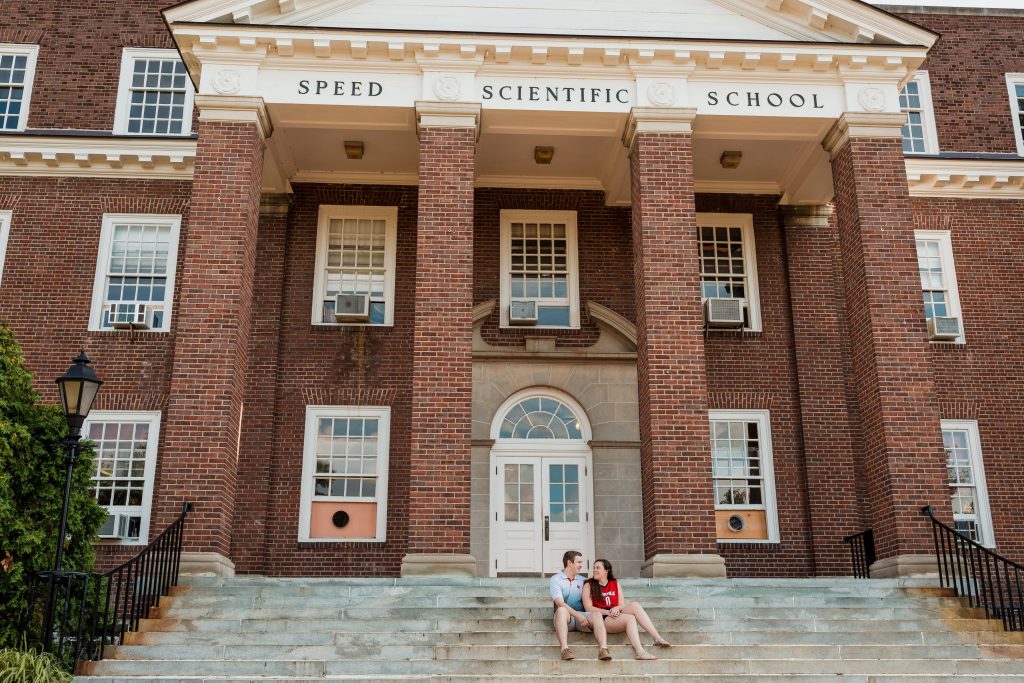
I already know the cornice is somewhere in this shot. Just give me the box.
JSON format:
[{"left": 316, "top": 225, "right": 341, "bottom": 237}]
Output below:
[
  {"left": 195, "top": 95, "right": 273, "bottom": 138},
  {"left": 0, "top": 136, "right": 196, "bottom": 180},
  {"left": 905, "top": 157, "right": 1024, "bottom": 199}
]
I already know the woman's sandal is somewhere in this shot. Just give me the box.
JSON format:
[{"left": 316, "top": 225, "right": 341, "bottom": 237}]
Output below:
[
  {"left": 652, "top": 639, "right": 672, "bottom": 648},
  {"left": 635, "top": 651, "right": 658, "bottom": 660}
]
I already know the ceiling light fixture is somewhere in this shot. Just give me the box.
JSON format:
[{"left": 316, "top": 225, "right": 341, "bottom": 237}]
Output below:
[
  {"left": 719, "top": 150, "right": 742, "bottom": 169},
  {"left": 344, "top": 141, "right": 364, "bottom": 160},
  {"left": 534, "top": 146, "right": 555, "bottom": 165}
]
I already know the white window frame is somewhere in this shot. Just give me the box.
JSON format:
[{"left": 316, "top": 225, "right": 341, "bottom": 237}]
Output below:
[
  {"left": 0, "top": 43, "right": 40, "bottom": 132},
  {"left": 311, "top": 205, "right": 398, "bottom": 327},
  {"left": 709, "top": 409, "right": 779, "bottom": 544},
  {"left": 1007, "top": 73, "right": 1024, "bottom": 156},
  {"left": 941, "top": 419, "right": 995, "bottom": 548},
  {"left": 697, "top": 213, "right": 762, "bottom": 332},
  {"left": 499, "top": 209, "right": 580, "bottom": 329},
  {"left": 298, "top": 405, "right": 391, "bottom": 543},
  {"left": 83, "top": 410, "right": 161, "bottom": 545},
  {"left": 899, "top": 71, "right": 940, "bottom": 155},
  {"left": 112, "top": 48, "right": 195, "bottom": 137},
  {"left": 0, "top": 211, "right": 11, "bottom": 287},
  {"left": 88, "top": 213, "right": 182, "bottom": 333},
  {"left": 915, "top": 229, "right": 965, "bottom": 344}
]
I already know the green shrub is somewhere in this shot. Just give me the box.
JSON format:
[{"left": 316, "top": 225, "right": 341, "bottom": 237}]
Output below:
[
  {"left": 0, "top": 642, "right": 73, "bottom": 683},
  {"left": 0, "top": 326, "right": 106, "bottom": 649}
]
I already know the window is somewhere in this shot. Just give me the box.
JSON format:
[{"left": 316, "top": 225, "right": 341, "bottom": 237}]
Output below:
[
  {"left": 0, "top": 211, "right": 10, "bottom": 287},
  {"left": 299, "top": 406, "right": 391, "bottom": 542},
  {"left": 697, "top": 213, "right": 761, "bottom": 331},
  {"left": 915, "top": 230, "right": 964, "bottom": 343},
  {"left": 1007, "top": 74, "right": 1024, "bottom": 156},
  {"left": 83, "top": 411, "right": 161, "bottom": 544},
  {"left": 942, "top": 420, "right": 994, "bottom": 547},
  {"left": 0, "top": 44, "right": 39, "bottom": 131},
  {"left": 312, "top": 206, "right": 398, "bottom": 326},
  {"left": 710, "top": 410, "right": 778, "bottom": 543},
  {"left": 498, "top": 396, "right": 584, "bottom": 440},
  {"left": 899, "top": 72, "right": 939, "bottom": 155},
  {"left": 499, "top": 210, "right": 580, "bottom": 328},
  {"left": 88, "top": 214, "right": 181, "bottom": 332},
  {"left": 113, "top": 48, "right": 194, "bottom": 136}
]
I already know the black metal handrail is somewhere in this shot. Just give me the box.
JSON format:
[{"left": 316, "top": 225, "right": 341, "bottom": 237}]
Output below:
[
  {"left": 842, "top": 529, "right": 875, "bottom": 579},
  {"left": 22, "top": 502, "right": 191, "bottom": 671},
  {"left": 924, "top": 505, "right": 1024, "bottom": 631}
]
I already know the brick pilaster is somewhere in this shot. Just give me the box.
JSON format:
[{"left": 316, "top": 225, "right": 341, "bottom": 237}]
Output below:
[
  {"left": 625, "top": 108, "right": 724, "bottom": 578},
  {"left": 782, "top": 205, "right": 864, "bottom": 576},
  {"left": 824, "top": 113, "right": 950, "bottom": 576},
  {"left": 157, "top": 97, "right": 269, "bottom": 575},
  {"left": 402, "top": 102, "right": 480, "bottom": 576}
]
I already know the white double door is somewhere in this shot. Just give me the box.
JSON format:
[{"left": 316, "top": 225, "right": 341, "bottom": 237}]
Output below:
[{"left": 490, "top": 449, "right": 594, "bottom": 576}]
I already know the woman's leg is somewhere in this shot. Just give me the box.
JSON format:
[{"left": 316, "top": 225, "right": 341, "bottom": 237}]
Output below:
[
  {"left": 603, "top": 614, "right": 655, "bottom": 659},
  {"left": 621, "top": 602, "right": 668, "bottom": 644}
]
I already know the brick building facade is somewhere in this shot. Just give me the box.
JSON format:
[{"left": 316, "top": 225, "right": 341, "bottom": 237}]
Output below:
[{"left": 1, "top": 0, "right": 1023, "bottom": 579}]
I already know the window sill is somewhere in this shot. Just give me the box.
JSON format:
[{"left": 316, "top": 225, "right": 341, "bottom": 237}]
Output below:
[
  {"left": 87, "top": 328, "right": 171, "bottom": 335},
  {"left": 311, "top": 322, "right": 393, "bottom": 330},
  {"left": 297, "top": 538, "right": 385, "bottom": 546}
]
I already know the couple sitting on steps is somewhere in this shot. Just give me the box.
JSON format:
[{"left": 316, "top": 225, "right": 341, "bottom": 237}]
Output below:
[{"left": 549, "top": 550, "right": 671, "bottom": 661}]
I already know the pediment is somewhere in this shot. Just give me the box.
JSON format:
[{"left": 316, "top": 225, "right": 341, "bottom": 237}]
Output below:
[{"left": 165, "top": 0, "right": 936, "bottom": 47}]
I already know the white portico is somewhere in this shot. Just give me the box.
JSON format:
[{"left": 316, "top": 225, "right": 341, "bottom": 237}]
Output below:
[
  {"left": 164, "top": 0, "right": 934, "bottom": 207},
  {"left": 154, "top": 0, "right": 945, "bottom": 579}
]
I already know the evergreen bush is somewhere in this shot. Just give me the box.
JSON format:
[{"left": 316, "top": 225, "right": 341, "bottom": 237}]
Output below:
[{"left": 0, "top": 326, "right": 106, "bottom": 649}]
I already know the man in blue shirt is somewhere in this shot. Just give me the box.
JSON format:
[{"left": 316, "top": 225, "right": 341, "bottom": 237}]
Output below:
[{"left": 549, "top": 549, "right": 611, "bottom": 661}]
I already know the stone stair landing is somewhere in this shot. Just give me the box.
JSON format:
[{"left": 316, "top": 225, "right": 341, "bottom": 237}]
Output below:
[{"left": 75, "top": 576, "right": 1024, "bottom": 682}]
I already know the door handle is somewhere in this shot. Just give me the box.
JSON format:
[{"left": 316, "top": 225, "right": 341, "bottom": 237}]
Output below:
[{"left": 544, "top": 515, "right": 550, "bottom": 541}]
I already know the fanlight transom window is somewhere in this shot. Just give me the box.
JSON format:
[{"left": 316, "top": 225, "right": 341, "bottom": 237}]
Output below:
[{"left": 499, "top": 397, "right": 583, "bottom": 440}]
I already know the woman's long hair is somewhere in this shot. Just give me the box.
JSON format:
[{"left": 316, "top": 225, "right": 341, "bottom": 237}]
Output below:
[{"left": 587, "top": 558, "right": 616, "bottom": 606}]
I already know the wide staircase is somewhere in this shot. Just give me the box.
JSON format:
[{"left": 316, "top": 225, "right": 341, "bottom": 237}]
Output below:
[{"left": 76, "top": 575, "right": 1024, "bottom": 682}]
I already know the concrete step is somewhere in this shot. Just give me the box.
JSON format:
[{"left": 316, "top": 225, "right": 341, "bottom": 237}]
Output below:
[
  {"left": 73, "top": 676, "right": 1024, "bottom": 683},
  {"left": 106, "top": 643, "right": 1024, "bottom": 661},
  {"left": 135, "top": 615, "right": 1006, "bottom": 634},
  {"left": 121, "top": 627, "right": 1024, "bottom": 647},
  {"left": 152, "top": 604, "right": 985, "bottom": 621},
  {"left": 80, "top": 656, "right": 1024, "bottom": 677}
]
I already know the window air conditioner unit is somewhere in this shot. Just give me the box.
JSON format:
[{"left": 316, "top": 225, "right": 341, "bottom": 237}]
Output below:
[
  {"left": 508, "top": 300, "right": 538, "bottom": 325},
  {"left": 108, "top": 303, "right": 154, "bottom": 330},
  {"left": 928, "top": 315, "right": 961, "bottom": 341},
  {"left": 703, "top": 297, "right": 745, "bottom": 329},
  {"left": 335, "top": 293, "right": 370, "bottom": 322},
  {"left": 98, "top": 513, "right": 131, "bottom": 540}
]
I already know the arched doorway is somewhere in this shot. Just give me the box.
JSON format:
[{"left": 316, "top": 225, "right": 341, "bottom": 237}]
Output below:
[{"left": 488, "top": 388, "right": 595, "bottom": 576}]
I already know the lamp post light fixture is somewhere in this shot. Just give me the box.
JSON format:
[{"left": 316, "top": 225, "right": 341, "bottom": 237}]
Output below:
[{"left": 53, "top": 350, "right": 102, "bottom": 572}]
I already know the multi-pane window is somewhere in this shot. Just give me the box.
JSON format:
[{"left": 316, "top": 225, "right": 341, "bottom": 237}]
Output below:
[
  {"left": 300, "top": 406, "right": 391, "bottom": 542},
  {"left": 548, "top": 463, "right": 580, "bottom": 523},
  {"left": 697, "top": 213, "right": 761, "bottom": 330},
  {"left": 89, "top": 215, "right": 181, "bottom": 332},
  {"left": 84, "top": 411, "right": 161, "bottom": 544},
  {"left": 312, "top": 206, "right": 397, "bottom": 326},
  {"left": 503, "top": 463, "right": 535, "bottom": 522},
  {"left": 0, "top": 44, "right": 39, "bottom": 131},
  {"left": 942, "top": 420, "right": 994, "bottom": 547},
  {"left": 0, "top": 211, "right": 10, "bottom": 287},
  {"left": 500, "top": 210, "right": 579, "bottom": 328},
  {"left": 899, "top": 73, "right": 938, "bottom": 155},
  {"left": 1008, "top": 75, "right": 1024, "bottom": 155},
  {"left": 114, "top": 49, "right": 194, "bottom": 136},
  {"left": 709, "top": 410, "right": 779, "bottom": 543},
  {"left": 914, "top": 230, "right": 963, "bottom": 341},
  {"left": 498, "top": 397, "right": 584, "bottom": 440}
]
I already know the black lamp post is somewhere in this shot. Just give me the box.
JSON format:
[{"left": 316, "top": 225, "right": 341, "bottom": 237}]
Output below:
[{"left": 53, "top": 350, "right": 102, "bottom": 572}]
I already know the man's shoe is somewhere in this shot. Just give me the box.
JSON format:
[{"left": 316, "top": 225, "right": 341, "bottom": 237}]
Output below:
[
  {"left": 598, "top": 647, "right": 612, "bottom": 661},
  {"left": 560, "top": 648, "right": 575, "bottom": 661}
]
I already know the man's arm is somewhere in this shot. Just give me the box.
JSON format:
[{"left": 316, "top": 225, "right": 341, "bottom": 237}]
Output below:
[{"left": 549, "top": 576, "right": 588, "bottom": 625}]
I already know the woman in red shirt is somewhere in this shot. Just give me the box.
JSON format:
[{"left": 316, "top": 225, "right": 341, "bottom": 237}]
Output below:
[{"left": 583, "top": 559, "right": 670, "bottom": 659}]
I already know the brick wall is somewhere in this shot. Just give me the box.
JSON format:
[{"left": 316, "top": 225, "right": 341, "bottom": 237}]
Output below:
[
  {"left": 829, "top": 133, "right": 950, "bottom": 561},
  {"left": 912, "top": 197, "right": 1024, "bottom": 565},
  {"left": 156, "top": 119, "right": 264, "bottom": 557},
  {"left": 0, "top": 1, "right": 193, "bottom": 132},
  {"left": 899, "top": 11, "right": 1024, "bottom": 155},
  {"left": 0, "top": 177, "right": 190, "bottom": 570},
  {"left": 407, "top": 126, "right": 476, "bottom": 556},
  {"left": 629, "top": 132, "right": 718, "bottom": 559}
]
